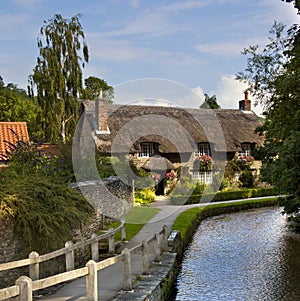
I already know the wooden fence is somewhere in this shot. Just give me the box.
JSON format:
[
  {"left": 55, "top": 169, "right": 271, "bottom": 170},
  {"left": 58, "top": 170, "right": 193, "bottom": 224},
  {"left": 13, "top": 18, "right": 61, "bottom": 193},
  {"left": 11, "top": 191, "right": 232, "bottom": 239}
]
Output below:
[{"left": 0, "top": 219, "right": 180, "bottom": 301}]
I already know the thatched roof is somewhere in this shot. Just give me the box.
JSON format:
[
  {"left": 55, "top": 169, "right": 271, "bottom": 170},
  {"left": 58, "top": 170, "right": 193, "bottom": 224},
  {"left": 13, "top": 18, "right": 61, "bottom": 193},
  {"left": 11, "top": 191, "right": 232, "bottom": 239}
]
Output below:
[
  {"left": 82, "top": 102, "right": 264, "bottom": 154},
  {"left": 141, "top": 156, "right": 176, "bottom": 171}
]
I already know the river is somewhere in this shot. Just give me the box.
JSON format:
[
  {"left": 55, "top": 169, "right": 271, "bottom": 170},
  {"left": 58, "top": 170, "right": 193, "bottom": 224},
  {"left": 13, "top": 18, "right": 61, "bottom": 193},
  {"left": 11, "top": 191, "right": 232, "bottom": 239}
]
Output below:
[{"left": 172, "top": 207, "right": 300, "bottom": 301}]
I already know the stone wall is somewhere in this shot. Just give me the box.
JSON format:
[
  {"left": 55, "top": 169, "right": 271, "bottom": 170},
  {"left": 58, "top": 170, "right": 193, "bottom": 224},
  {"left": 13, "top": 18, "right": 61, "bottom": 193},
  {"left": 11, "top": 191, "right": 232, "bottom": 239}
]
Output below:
[
  {"left": 0, "top": 217, "right": 28, "bottom": 289},
  {"left": 71, "top": 176, "right": 134, "bottom": 220}
]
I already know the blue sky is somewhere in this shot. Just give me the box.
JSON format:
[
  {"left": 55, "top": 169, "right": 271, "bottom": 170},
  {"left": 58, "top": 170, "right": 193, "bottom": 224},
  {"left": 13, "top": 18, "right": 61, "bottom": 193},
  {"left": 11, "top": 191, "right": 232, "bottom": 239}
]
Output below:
[{"left": 0, "top": 0, "right": 299, "bottom": 114}]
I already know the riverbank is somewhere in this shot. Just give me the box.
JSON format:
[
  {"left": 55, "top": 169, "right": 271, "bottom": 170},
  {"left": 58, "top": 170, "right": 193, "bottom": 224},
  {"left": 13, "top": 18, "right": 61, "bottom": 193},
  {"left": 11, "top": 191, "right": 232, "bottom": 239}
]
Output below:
[
  {"left": 173, "top": 206, "right": 300, "bottom": 300},
  {"left": 35, "top": 197, "right": 279, "bottom": 301},
  {"left": 172, "top": 197, "right": 280, "bottom": 257}
]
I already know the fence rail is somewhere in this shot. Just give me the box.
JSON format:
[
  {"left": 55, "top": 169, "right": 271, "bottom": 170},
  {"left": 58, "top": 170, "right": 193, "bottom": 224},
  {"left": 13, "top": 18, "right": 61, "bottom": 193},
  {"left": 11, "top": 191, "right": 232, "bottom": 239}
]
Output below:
[
  {"left": 0, "top": 223, "right": 181, "bottom": 301},
  {"left": 0, "top": 216, "right": 126, "bottom": 274}
]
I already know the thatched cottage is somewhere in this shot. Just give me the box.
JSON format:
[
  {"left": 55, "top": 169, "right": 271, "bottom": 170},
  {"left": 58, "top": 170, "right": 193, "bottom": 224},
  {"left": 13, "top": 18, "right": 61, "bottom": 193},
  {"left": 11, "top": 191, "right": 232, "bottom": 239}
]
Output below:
[{"left": 78, "top": 92, "right": 263, "bottom": 194}]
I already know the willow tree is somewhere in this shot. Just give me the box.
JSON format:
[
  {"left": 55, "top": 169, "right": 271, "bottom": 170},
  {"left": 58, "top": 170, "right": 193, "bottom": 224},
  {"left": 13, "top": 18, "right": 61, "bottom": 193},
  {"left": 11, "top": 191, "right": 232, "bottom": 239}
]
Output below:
[{"left": 30, "top": 13, "right": 89, "bottom": 143}]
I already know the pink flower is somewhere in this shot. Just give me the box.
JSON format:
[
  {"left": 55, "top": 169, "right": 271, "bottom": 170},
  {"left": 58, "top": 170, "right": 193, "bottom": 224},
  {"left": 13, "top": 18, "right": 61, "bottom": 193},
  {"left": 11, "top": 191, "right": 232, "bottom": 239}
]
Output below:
[{"left": 151, "top": 172, "right": 160, "bottom": 181}]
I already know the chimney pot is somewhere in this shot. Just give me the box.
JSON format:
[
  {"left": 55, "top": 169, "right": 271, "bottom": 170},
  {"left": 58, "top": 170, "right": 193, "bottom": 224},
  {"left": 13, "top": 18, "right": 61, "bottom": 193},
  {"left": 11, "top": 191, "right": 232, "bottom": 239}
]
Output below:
[{"left": 95, "top": 95, "right": 109, "bottom": 133}]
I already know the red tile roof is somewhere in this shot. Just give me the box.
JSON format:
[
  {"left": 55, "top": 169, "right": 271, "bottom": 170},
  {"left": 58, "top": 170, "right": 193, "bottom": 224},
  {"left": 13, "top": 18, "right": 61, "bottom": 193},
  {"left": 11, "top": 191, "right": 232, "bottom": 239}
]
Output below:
[{"left": 0, "top": 122, "right": 30, "bottom": 155}]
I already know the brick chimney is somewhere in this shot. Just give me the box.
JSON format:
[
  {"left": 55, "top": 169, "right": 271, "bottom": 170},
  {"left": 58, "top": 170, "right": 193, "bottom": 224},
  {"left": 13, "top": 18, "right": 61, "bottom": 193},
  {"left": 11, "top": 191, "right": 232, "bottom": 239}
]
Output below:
[
  {"left": 239, "top": 91, "right": 251, "bottom": 111},
  {"left": 95, "top": 90, "right": 110, "bottom": 134}
]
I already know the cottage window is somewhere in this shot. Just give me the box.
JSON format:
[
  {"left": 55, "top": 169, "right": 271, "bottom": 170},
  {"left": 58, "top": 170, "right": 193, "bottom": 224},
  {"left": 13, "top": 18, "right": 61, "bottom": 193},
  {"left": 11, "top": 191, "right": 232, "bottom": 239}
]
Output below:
[
  {"left": 138, "top": 143, "right": 154, "bottom": 158},
  {"left": 192, "top": 171, "right": 213, "bottom": 184},
  {"left": 195, "top": 143, "right": 210, "bottom": 157},
  {"left": 239, "top": 143, "right": 251, "bottom": 156}
]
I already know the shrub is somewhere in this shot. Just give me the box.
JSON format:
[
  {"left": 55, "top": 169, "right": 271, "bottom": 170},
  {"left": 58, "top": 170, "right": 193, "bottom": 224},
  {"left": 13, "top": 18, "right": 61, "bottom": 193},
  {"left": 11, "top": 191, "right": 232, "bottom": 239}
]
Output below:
[
  {"left": 173, "top": 187, "right": 277, "bottom": 205},
  {"left": 96, "top": 154, "right": 118, "bottom": 178},
  {"left": 134, "top": 188, "right": 156, "bottom": 205},
  {"left": 0, "top": 131, "right": 74, "bottom": 182},
  {"left": 0, "top": 175, "right": 93, "bottom": 254},
  {"left": 193, "top": 181, "right": 206, "bottom": 195},
  {"left": 239, "top": 170, "right": 254, "bottom": 188}
]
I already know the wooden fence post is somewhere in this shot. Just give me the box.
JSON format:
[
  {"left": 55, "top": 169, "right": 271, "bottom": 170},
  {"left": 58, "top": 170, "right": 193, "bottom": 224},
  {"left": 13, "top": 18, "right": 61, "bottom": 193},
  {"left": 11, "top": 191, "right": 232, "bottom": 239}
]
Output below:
[
  {"left": 142, "top": 240, "right": 149, "bottom": 275},
  {"left": 121, "top": 223, "right": 127, "bottom": 241},
  {"left": 162, "top": 225, "right": 169, "bottom": 253},
  {"left": 86, "top": 260, "right": 98, "bottom": 301},
  {"left": 16, "top": 276, "right": 32, "bottom": 301},
  {"left": 108, "top": 228, "right": 115, "bottom": 254},
  {"left": 65, "top": 241, "right": 74, "bottom": 271},
  {"left": 91, "top": 234, "right": 99, "bottom": 262},
  {"left": 29, "top": 251, "right": 39, "bottom": 281},
  {"left": 122, "top": 248, "right": 132, "bottom": 291},
  {"left": 154, "top": 233, "right": 161, "bottom": 262}
]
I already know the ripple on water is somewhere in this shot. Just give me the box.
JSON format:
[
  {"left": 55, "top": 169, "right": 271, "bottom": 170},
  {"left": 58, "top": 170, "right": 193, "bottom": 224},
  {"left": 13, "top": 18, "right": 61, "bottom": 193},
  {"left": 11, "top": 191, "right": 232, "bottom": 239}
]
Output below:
[{"left": 174, "top": 207, "right": 300, "bottom": 301}]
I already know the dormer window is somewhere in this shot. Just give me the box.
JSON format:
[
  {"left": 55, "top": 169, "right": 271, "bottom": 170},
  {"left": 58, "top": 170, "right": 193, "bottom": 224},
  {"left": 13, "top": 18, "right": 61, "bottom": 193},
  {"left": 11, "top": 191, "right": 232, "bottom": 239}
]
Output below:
[
  {"left": 195, "top": 143, "right": 211, "bottom": 157},
  {"left": 239, "top": 143, "right": 251, "bottom": 156},
  {"left": 138, "top": 143, "right": 154, "bottom": 158}
]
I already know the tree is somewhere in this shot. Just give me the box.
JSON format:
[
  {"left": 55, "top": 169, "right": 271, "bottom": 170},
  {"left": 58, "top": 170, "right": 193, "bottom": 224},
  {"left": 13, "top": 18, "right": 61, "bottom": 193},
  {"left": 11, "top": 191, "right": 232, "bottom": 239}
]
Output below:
[
  {"left": 0, "top": 77, "right": 41, "bottom": 136},
  {"left": 200, "top": 93, "right": 221, "bottom": 109},
  {"left": 237, "top": 13, "right": 300, "bottom": 230},
  {"left": 83, "top": 76, "right": 114, "bottom": 102},
  {"left": 30, "top": 13, "right": 89, "bottom": 143}
]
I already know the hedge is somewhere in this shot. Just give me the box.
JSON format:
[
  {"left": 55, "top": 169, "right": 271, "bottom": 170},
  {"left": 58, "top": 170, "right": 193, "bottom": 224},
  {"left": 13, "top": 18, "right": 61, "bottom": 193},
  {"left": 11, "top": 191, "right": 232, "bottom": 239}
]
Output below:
[{"left": 171, "top": 187, "right": 276, "bottom": 205}]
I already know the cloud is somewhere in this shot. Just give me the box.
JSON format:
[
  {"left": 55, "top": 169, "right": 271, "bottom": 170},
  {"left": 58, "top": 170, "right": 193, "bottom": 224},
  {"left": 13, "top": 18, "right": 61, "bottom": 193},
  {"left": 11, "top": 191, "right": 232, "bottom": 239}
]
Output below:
[
  {"left": 195, "top": 37, "right": 269, "bottom": 57},
  {"left": 99, "top": 10, "right": 187, "bottom": 39},
  {"left": 215, "top": 75, "right": 264, "bottom": 116},
  {"left": 262, "top": 0, "right": 300, "bottom": 25},
  {"left": 129, "top": 0, "right": 140, "bottom": 8}
]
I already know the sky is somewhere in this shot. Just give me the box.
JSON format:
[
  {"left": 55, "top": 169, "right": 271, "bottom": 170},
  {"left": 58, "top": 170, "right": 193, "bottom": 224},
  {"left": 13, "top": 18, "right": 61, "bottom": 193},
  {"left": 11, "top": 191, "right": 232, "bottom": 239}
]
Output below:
[{"left": 0, "top": 0, "right": 299, "bottom": 115}]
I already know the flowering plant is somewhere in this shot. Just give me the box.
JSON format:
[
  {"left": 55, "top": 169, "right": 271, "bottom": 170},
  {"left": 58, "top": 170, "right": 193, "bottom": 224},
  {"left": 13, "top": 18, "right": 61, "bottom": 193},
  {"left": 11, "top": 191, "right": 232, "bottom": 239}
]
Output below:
[
  {"left": 195, "top": 155, "right": 213, "bottom": 171},
  {"left": 165, "top": 170, "right": 177, "bottom": 194},
  {"left": 238, "top": 155, "right": 254, "bottom": 163},
  {"left": 165, "top": 170, "right": 176, "bottom": 180},
  {"left": 151, "top": 172, "right": 161, "bottom": 182}
]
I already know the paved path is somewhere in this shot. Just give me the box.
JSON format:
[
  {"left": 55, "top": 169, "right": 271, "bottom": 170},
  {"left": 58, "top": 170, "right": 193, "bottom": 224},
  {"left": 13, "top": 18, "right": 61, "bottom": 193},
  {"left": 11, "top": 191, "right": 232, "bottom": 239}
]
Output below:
[
  {"left": 40, "top": 197, "right": 183, "bottom": 301},
  {"left": 39, "top": 196, "right": 276, "bottom": 301}
]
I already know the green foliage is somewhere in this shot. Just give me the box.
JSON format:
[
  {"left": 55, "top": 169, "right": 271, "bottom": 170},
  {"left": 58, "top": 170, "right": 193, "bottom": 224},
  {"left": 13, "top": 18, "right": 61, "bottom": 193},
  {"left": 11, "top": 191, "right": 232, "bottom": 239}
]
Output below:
[
  {"left": 95, "top": 154, "right": 118, "bottom": 178},
  {"left": 129, "top": 164, "right": 153, "bottom": 188},
  {"left": 134, "top": 188, "right": 156, "bottom": 205},
  {"left": 0, "top": 78, "right": 41, "bottom": 136},
  {"left": 83, "top": 76, "right": 114, "bottom": 102},
  {"left": 193, "top": 181, "right": 206, "bottom": 195},
  {"left": 200, "top": 93, "right": 221, "bottom": 109},
  {"left": 0, "top": 175, "right": 93, "bottom": 254},
  {"left": 0, "top": 132, "right": 74, "bottom": 182},
  {"left": 174, "top": 187, "right": 276, "bottom": 205},
  {"left": 30, "top": 13, "right": 89, "bottom": 143},
  {"left": 238, "top": 15, "right": 300, "bottom": 230},
  {"left": 239, "top": 170, "right": 254, "bottom": 188},
  {"left": 278, "top": 196, "right": 300, "bottom": 231}
]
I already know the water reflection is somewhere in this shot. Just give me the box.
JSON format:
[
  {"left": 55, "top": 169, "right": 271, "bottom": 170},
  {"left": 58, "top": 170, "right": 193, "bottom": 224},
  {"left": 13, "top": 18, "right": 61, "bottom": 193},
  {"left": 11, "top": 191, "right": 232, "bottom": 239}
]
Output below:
[{"left": 174, "top": 207, "right": 300, "bottom": 301}]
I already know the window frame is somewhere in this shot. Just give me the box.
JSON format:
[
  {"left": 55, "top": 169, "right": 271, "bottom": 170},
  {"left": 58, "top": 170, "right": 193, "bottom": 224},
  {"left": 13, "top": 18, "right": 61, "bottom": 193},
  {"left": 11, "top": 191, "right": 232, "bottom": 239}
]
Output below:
[
  {"left": 195, "top": 142, "right": 211, "bottom": 157},
  {"left": 239, "top": 143, "right": 251, "bottom": 157},
  {"left": 191, "top": 171, "right": 213, "bottom": 184},
  {"left": 138, "top": 142, "right": 154, "bottom": 158}
]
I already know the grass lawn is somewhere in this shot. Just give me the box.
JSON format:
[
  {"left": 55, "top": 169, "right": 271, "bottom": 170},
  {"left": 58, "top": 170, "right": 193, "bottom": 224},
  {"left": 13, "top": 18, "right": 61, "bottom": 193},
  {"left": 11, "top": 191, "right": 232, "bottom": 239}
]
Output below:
[{"left": 107, "top": 206, "right": 160, "bottom": 241}]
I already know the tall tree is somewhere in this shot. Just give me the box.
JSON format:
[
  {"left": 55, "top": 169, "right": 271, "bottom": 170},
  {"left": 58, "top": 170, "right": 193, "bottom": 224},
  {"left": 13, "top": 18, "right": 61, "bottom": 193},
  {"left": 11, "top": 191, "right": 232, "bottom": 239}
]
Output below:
[
  {"left": 30, "top": 13, "right": 89, "bottom": 143},
  {"left": 237, "top": 14, "right": 300, "bottom": 230},
  {"left": 200, "top": 93, "right": 221, "bottom": 109},
  {"left": 83, "top": 76, "right": 114, "bottom": 102}
]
